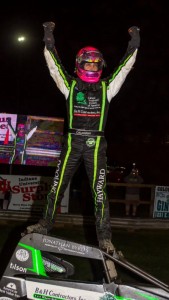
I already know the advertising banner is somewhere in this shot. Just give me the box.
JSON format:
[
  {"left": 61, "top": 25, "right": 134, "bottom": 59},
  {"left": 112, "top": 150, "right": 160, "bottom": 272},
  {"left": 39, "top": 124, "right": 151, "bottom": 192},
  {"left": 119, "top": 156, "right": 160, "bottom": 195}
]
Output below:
[
  {"left": 0, "top": 175, "right": 69, "bottom": 213},
  {"left": 0, "top": 113, "right": 64, "bottom": 166},
  {"left": 153, "top": 186, "right": 169, "bottom": 219}
]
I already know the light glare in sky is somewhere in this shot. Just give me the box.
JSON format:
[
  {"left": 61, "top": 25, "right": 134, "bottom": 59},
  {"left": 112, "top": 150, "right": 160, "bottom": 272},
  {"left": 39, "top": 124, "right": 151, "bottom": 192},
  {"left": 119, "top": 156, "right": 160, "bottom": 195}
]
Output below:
[{"left": 17, "top": 36, "right": 26, "bottom": 43}]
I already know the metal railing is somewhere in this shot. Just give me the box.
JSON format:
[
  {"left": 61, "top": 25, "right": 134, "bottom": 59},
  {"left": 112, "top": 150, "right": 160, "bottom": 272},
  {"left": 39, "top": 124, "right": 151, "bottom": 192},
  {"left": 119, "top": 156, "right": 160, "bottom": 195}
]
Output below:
[{"left": 107, "top": 182, "right": 156, "bottom": 217}]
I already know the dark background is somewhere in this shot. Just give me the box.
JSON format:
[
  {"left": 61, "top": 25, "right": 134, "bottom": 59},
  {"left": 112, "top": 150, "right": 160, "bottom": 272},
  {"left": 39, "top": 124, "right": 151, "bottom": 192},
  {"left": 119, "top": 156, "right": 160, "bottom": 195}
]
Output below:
[{"left": 0, "top": 0, "right": 169, "bottom": 184}]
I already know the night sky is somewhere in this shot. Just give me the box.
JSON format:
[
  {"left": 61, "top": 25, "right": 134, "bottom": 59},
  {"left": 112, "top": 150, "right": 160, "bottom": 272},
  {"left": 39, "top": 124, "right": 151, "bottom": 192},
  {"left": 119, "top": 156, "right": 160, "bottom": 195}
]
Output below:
[{"left": 0, "top": 1, "right": 169, "bottom": 183}]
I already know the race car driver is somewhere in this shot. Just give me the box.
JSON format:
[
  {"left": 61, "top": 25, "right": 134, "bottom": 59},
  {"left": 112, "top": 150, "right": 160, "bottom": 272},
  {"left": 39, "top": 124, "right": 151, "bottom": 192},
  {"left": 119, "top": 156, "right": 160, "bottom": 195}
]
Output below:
[{"left": 25, "top": 21, "right": 140, "bottom": 255}]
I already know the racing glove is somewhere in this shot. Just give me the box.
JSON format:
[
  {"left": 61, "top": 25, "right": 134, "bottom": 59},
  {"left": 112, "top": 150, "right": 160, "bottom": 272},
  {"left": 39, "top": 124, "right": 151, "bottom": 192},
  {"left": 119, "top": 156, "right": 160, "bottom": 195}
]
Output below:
[
  {"left": 6, "top": 117, "right": 11, "bottom": 126},
  {"left": 43, "top": 21, "right": 55, "bottom": 50},
  {"left": 127, "top": 26, "right": 140, "bottom": 52}
]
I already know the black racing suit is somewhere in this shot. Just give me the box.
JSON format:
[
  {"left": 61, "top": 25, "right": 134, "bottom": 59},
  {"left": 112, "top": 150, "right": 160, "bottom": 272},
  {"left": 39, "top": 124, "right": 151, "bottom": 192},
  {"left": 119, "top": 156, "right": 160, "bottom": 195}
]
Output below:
[{"left": 43, "top": 40, "right": 138, "bottom": 243}]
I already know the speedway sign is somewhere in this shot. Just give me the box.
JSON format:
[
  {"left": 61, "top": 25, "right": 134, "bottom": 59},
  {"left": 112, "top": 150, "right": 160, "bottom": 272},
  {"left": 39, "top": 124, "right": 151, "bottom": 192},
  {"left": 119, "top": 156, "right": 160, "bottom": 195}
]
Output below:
[
  {"left": 0, "top": 174, "right": 69, "bottom": 213},
  {"left": 153, "top": 186, "right": 169, "bottom": 219}
]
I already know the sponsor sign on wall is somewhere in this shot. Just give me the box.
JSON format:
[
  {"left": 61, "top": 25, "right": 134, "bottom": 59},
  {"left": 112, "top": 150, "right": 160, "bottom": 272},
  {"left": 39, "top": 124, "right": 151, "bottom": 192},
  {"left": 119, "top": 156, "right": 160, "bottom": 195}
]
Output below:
[
  {"left": 0, "top": 175, "right": 69, "bottom": 213},
  {"left": 153, "top": 186, "right": 169, "bottom": 219}
]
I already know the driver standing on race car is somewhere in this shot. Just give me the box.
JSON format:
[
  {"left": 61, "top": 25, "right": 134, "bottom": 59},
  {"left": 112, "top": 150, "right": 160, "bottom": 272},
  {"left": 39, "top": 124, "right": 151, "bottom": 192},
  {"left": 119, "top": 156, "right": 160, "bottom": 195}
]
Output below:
[{"left": 26, "top": 21, "right": 140, "bottom": 254}]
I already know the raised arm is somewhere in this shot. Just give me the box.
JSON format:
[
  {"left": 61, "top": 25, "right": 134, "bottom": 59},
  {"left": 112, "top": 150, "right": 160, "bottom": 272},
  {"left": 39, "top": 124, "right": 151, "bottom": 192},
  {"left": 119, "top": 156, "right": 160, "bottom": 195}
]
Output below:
[
  {"left": 42, "top": 21, "right": 71, "bottom": 99},
  {"left": 6, "top": 118, "right": 16, "bottom": 139},
  {"left": 107, "top": 25, "right": 141, "bottom": 102}
]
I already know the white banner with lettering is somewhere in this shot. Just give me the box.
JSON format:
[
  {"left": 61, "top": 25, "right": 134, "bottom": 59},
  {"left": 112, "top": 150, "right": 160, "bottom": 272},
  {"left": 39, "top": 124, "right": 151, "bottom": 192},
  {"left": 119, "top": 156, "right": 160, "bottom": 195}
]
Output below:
[
  {"left": 0, "top": 174, "right": 69, "bottom": 213},
  {"left": 153, "top": 186, "right": 169, "bottom": 219}
]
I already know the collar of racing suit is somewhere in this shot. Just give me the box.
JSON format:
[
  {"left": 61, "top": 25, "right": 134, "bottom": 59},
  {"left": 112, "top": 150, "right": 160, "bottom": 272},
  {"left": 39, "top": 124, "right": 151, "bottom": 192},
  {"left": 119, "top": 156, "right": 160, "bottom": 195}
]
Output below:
[{"left": 75, "top": 78, "right": 102, "bottom": 92}]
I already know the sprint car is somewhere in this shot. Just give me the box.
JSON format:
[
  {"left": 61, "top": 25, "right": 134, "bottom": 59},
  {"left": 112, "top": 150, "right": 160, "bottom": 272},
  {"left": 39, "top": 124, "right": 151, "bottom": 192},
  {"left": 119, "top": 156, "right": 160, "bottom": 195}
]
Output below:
[{"left": 0, "top": 233, "right": 169, "bottom": 300}]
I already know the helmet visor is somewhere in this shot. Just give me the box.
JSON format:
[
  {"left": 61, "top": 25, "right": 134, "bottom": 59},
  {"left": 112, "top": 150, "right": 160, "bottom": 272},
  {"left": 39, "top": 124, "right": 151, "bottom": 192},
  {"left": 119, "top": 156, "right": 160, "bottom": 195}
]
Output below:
[
  {"left": 80, "top": 61, "right": 103, "bottom": 71},
  {"left": 77, "top": 50, "right": 105, "bottom": 69}
]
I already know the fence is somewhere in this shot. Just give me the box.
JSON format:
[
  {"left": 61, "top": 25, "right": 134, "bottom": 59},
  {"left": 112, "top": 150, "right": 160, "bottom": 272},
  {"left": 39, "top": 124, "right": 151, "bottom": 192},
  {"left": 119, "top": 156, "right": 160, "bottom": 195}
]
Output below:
[
  {"left": 107, "top": 182, "right": 156, "bottom": 217},
  {"left": 1, "top": 181, "right": 169, "bottom": 229}
]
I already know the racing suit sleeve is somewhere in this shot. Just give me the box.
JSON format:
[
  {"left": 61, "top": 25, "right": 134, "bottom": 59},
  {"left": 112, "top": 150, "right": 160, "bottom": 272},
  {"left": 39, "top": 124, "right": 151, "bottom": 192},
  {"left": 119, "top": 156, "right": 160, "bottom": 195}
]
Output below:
[
  {"left": 6, "top": 121, "right": 16, "bottom": 139},
  {"left": 107, "top": 26, "right": 140, "bottom": 102},
  {"left": 44, "top": 47, "right": 71, "bottom": 99},
  {"left": 42, "top": 22, "right": 72, "bottom": 99},
  {"left": 26, "top": 126, "right": 37, "bottom": 140}
]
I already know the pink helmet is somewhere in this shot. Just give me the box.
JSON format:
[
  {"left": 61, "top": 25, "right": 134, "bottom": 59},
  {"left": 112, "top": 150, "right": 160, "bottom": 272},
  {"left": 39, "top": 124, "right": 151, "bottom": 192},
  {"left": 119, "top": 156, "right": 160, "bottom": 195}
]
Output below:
[
  {"left": 17, "top": 123, "right": 25, "bottom": 137},
  {"left": 75, "top": 46, "right": 105, "bottom": 83}
]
